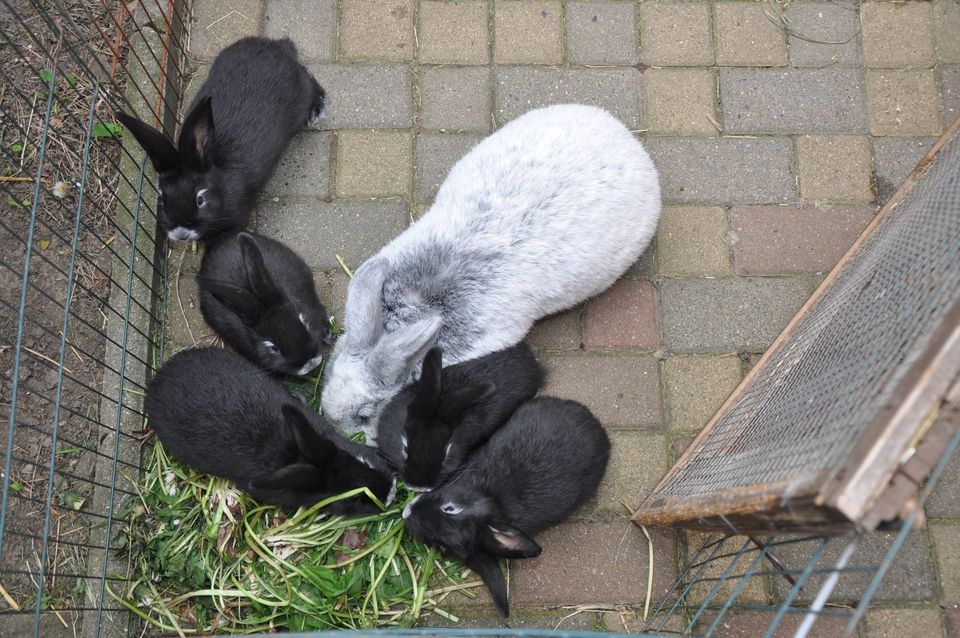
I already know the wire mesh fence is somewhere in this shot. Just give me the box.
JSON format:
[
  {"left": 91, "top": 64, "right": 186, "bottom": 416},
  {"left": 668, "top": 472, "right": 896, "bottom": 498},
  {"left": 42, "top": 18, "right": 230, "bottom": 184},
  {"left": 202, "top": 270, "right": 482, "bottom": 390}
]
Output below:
[
  {"left": 640, "top": 424, "right": 959, "bottom": 638},
  {"left": 634, "top": 117, "right": 960, "bottom": 534},
  {"left": 0, "top": 0, "right": 189, "bottom": 635}
]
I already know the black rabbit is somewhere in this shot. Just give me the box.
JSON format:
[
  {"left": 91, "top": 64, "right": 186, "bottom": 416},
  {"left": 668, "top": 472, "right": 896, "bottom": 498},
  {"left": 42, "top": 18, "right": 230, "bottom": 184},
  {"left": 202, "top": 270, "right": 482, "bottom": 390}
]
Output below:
[
  {"left": 197, "top": 231, "right": 330, "bottom": 376},
  {"left": 117, "top": 37, "right": 325, "bottom": 242},
  {"left": 145, "top": 347, "right": 394, "bottom": 515},
  {"left": 375, "top": 343, "right": 544, "bottom": 491},
  {"left": 402, "top": 397, "right": 610, "bottom": 617}
]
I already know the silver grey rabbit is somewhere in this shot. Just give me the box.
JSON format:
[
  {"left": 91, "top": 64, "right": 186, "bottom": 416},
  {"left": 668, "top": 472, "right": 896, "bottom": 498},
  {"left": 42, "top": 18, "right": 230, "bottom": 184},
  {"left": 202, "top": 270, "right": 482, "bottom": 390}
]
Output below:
[{"left": 322, "top": 104, "right": 660, "bottom": 435}]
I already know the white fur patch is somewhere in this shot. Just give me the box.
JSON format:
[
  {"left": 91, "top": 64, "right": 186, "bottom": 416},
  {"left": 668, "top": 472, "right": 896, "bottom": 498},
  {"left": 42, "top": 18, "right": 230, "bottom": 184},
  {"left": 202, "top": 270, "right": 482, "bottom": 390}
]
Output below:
[
  {"left": 444, "top": 441, "right": 453, "bottom": 459},
  {"left": 441, "top": 502, "right": 463, "bottom": 515},
  {"left": 400, "top": 434, "right": 408, "bottom": 459},
  {"left": 402, "top": 494, "right": 420, "bottom": 520},
  {"left": 385, "top": 478, "right": 398, "bottom": 507},
  {"left": 299, "top": 312, "right": 309, "bottom": 329},
  {"left": 297, "top": 353, "right": 324, "bottom": 376},
  {"left": 167, "top": 226, "right": 200, "bottom": 243},
  {"left": 406, "top": 484, "right": 431, "bottom": 493}
]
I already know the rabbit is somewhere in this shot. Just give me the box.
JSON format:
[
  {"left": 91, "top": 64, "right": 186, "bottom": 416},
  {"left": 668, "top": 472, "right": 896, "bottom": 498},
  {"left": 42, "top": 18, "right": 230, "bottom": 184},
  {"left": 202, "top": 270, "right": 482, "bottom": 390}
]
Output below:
[
  {"left": 321, "top": 104, "right": 660, "bottom": 436},
  {"left": 197, "top": 231, "right": 330, "bottom": 376},
  {"left": 144, "top": 347, "right": 395, "bottom": 515},
  {"left": 116, "top": 37, "right": 325, "bottom": 243},
  {"left": 402, "top": 396, "right": 610, "bottom": 617},
  {"left": 376, "top": 342, "right": 545, "bottom": 491}
]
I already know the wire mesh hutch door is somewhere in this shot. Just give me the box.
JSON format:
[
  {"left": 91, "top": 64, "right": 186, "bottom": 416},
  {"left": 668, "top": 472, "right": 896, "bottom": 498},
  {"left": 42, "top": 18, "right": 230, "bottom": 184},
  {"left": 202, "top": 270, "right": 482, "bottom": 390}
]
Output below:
[{"left": 634, "top": 119, "right": 960, "bottom": 535}]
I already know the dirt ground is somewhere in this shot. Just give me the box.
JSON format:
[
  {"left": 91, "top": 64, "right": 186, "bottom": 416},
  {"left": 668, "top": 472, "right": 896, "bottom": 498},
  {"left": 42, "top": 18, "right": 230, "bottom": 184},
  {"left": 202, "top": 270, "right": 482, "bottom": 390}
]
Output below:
[{"left": 0, "top": 0, "right": 135, "bottom": 632}]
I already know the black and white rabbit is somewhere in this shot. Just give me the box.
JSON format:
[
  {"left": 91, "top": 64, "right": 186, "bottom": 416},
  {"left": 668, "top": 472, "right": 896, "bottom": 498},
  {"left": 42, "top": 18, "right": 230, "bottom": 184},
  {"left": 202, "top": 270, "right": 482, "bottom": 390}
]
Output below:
[
  {"left": 145, "top": 347, "right": 395, "bottom": 514},
  {"left": 402, "top": 397, "right": 610, "bottom": 617},
  {"left": 322, "top": 104, "right": 660, "bottom": 435},
  {"left": 376, "top": 343, "right": 545, "bottom": 491},
  {"left": 197, "top": 231, "right": 330, "bottom": 376},
  {"left": 117, "top": 37, "right": 325, "bottom": 242}
]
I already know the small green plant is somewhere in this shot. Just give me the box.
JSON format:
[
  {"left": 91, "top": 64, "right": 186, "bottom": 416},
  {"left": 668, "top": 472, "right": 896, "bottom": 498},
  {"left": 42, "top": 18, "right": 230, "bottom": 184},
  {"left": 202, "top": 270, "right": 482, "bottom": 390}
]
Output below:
[
  {"left": 10, "top": 142, "right": 23, "bottom": 154},
  {"left": 114, "top": 445, "right": 477, "bottom": 633},
  {"left": 59, "top": 492, "right": 85, "bottom": 511},
  {"left": 92, "top": 122, "right": 123, "bottom": 139},
  {"left": 38, "top": 69, "right": 53, "bottom": 84},
  {"left": 10, "top": 480, "right": 24, "bottom": 494},
  {"left": 5, "top": 196, "right": 31, "bottom": 208}
]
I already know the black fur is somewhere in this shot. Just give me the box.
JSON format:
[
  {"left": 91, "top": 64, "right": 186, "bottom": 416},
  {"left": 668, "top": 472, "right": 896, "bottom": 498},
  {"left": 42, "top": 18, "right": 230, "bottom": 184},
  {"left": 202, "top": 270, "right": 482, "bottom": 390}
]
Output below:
[
  {"left": 116, "top": 37, "right": 325, "bottom": 241},
  {"left": 402, "top": 397, "right": 610, "bottom": 616},
  {"left": 376, "top": 342, "right": 545, "bottom": 490},
  {"left": 145, "top": 348, "right": 393, "bottom": 515},
  {"left": 197, "top": 231, "right": 330, "bottom": 376}
]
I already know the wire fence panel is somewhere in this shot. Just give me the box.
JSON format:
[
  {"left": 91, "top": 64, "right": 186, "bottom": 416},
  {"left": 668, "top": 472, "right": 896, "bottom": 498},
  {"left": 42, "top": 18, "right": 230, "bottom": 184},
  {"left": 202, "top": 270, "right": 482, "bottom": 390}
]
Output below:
[
  {"left": 634, "top": 119, "right": 960, "bottom": 534},
  {"left": 0, "top": 1, "right": 188, "bottom": 636},
  {"left": 640, "top": 426, "right": 960, "bottom": 638}
]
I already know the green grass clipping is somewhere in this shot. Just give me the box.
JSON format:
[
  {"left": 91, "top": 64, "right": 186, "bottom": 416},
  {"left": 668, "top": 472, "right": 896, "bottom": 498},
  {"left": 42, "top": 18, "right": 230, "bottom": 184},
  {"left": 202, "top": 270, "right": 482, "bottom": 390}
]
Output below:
[{"left": 110, "top": 367, "right": 480, "bottom": 634}]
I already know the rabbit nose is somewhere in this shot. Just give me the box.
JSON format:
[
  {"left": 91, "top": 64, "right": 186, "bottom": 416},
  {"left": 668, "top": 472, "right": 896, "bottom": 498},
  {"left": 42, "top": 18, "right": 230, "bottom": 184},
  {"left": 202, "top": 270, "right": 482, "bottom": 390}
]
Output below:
[{"left": 167, "top": 226, "right": 198, "bottom": 243}]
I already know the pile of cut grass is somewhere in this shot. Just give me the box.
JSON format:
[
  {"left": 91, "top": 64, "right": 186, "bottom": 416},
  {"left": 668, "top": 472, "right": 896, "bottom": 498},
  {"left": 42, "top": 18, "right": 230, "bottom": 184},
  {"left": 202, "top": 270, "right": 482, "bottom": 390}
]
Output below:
[{"left": 112, "top": 366, "right": 479, "bottom": 634}]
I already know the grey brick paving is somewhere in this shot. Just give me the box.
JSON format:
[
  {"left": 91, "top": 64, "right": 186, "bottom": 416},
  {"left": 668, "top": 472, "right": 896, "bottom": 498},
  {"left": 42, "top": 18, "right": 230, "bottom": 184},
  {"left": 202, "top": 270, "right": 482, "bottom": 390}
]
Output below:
[
  {"left": 189, "top": 0, "right": 262, "bottom": 60},
  {"left": 773, "top": 531, "right": 935, "bottom": 603},
  {"left": 542, "top": 354, "right": 662, "bottom": 428},
  {"left": 872, "top": 137, "right": 937, "bottom": 204},
  {"left": 934, "top": 0, "right": 960, "bottom": 64},
  {"left": 308, "top": 64, "right": 412, "bottom": 129},
  {"left": 262, "top": 132, "right": 330, "bottom": 198},
  {"left": 784, "top": 2, "right": 860, "bottom": 68},
  {"left": 731, "top": 205, "right": 875, "bottom": 275},
  {"left": 639, "top": 1, "right": 713, "bottom": 67},
  {"left": 720, "top": 68, "right": 868, "bottom": 134},
  {"left": 565, "top": 1, "right": 638, "bottom": 65},
  {"left": 644, "top": 137, "right": 795, "bottom": 204},
  {"left": 263, "top": 0, "right": 336, "bottom": 61},
  {"left": 585, "top": 431, "right": 668, "bottom": 518},
  {"left": 660, "top": 277, "right": 815, "bottom": 351},
  {"left": 925, "top": 450, "right": 960, "bottom": 518},
  {"left": 495, "top": 67, "right": 643, "bottom": 129},
  {"left": 511, "top": 523, "right": 677, "bottom": 605},
  {"left": 415, "top": 133, "right": 483, "bottom": 203},
  {"left": 418, "top": 66, "right": 492, "bottom": 132},
  {"left": 257, "top": 199, "right": 409, "bottom": 270},
  {"left": 942, "top": 67, "right": 960, "bottom": 124}
]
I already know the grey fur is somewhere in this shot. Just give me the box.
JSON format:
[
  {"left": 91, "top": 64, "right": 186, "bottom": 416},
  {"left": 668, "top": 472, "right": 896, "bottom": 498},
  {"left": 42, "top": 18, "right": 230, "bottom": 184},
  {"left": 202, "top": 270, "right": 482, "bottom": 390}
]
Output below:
[{"left": 322, "top": 104, "right": 660, "bottom": 435}]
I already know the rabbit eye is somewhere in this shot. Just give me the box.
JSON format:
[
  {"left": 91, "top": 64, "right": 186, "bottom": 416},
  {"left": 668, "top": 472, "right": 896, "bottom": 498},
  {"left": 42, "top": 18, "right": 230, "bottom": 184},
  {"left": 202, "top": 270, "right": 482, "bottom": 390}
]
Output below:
[
  {"left": 441, "top": 502, "right": 463, "bottom": 515},
  {"left": 262, "top": 340, "right": 280, "bottom": 355},
  {"left": 195, "top": 188, "right": 208, "bottom": 208}
]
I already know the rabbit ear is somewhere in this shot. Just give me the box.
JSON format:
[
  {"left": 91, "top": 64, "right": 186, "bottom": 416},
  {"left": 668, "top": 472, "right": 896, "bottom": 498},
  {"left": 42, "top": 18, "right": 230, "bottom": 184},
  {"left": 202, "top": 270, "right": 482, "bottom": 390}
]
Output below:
[
  {"left": 464, "top": 553, "right": 510, "bottom": 618},
  {"left": 435, "top": 383, "right": 495, "bottom": 425},
  {"left": 479, "top": 522, "right": 542, "bottom": 559},
  {"left": 238, "top": 233, "right": 281, "bottom": 304},
  {"left": 370, "top": 315, "right": 442, "bottom": 385},
  {"left": 115, "top": 111, "right": 180, "bottom": 172},
  {"left": 411, "top": 347, "right": 443, "bottom": 417},
  {"left": 179, "top": 96, "right": 214, "bottom": 167},
  {"left": 282, "top": 404, "right": 338, "bottom": 466},
  {"left": 251, "top": 462, "right": 319, "bottom": 491},
  {"left": 197, "top": 275, "right": 261, "bottom": 319},
  {"left": 344, "top": 258, "right": 387, "bottom": 349}
]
